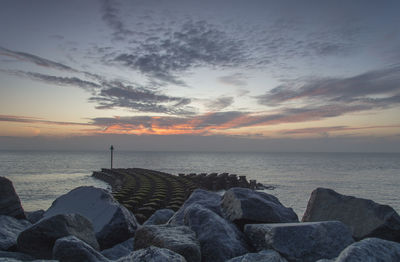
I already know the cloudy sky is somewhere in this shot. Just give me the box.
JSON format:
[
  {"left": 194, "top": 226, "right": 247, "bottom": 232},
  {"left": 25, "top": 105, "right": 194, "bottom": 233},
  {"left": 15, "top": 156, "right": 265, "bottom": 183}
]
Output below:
[{"left": 1, "top": 0, "right": 400, "bottom": 151}]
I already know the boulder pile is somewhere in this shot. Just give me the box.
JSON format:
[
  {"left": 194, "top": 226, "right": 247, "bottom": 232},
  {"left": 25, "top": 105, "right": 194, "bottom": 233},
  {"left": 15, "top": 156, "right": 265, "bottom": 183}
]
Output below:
[{"left": 1, "top": 175, "right": 400, "bottom": 262}]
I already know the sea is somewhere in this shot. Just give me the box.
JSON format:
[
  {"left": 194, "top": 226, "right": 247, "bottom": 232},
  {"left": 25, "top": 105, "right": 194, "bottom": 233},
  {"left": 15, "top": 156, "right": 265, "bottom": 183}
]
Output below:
[{"left": 1, "top": 150, "right": 399, "bottom": 217}]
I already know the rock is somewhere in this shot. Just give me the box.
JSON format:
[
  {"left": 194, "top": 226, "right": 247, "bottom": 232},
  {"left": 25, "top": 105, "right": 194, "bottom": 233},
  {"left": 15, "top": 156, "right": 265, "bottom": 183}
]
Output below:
[
  {"left": 117, "top": 246, "right": 187, "bottom": 262},
  {"left": 43, "top": 186, "right": 138, "bottom": 249},
  {"left": 144, "top": 209, "right": 175, "bottom": 225},
  {"left": 302, "top": 188, "right": 400, "bottom": 242},
  {"left": 26, "top": 210, "right": 45, "bottom": 224},
  {"left": 17, "top": 213, "right": 99, "bottom": 259},
  {"left": 0, "top": 215, "right": 31, "bottom": 251},
  {"left": 221, "top": 188, "right": 298, "bottom": 230},
  {"left": 0, "top": 251, "right": 34, "bottom": 261},
  {"left": 226, "top": 250, "right": 288, "bottom": 262},
  {"left": 134, "top": 225, "right": 200, "bottom": 262},
  {"left": 327, "top": 238, "right": 400, "bottom": 262},
  {"left": 184, "top": 204, "right": 249, "bottom": 262},
  {"left": 101, "top": 237, "right": 134, "bottom": 260},
  {"left": 168, "top": 189, "right": 222, "bottom": 225},
  {"left": 0, "top": 177, "right": 26, "bottom": 219},
  {"left": 53, "top": 235, "right": 109, "bottom": 262},
  {"left": 244, "top": 221, "right": 354, "bottom": 262}
]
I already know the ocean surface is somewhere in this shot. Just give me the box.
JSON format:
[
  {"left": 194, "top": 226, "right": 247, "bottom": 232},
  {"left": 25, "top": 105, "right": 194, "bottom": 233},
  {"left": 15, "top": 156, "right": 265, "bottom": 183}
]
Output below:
[{"left": 1, "top": 150, "right": 399, "bottom": 217}]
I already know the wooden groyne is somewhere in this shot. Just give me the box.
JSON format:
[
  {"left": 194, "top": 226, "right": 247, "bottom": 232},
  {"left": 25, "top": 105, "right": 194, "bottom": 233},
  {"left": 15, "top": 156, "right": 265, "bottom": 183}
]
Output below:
[{"left": 92, "top": 168, "right": 273, "bottom": 223}]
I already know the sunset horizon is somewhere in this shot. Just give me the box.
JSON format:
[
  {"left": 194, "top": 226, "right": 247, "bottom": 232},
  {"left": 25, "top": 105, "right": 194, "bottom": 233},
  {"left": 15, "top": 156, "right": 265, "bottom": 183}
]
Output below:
[{"left": 1, "top": 0, "right": 400, "bottom": 152}]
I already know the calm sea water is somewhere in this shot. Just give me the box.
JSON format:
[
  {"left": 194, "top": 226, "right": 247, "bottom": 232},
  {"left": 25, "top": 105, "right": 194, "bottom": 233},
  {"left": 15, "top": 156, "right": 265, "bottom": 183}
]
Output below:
[{"left": 0, "top": 150, "right": 399, "bottom": 216}]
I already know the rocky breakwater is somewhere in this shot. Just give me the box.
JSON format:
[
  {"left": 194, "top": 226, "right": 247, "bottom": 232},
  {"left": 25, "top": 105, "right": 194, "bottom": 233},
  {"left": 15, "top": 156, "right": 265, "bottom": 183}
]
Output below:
[{"left": 0, "top": 175, "right": 400, "bottom": 261}]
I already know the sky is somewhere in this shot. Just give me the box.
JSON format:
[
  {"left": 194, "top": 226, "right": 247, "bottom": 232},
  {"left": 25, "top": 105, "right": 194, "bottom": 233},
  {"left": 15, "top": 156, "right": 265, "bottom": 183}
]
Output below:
[{"left": 1, "top": 0, "right": 400, "bottom": 152}]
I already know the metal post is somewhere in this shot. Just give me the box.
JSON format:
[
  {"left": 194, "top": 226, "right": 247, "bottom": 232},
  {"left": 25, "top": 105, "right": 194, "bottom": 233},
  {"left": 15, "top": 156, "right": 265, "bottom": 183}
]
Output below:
[{"left": 110, "top": 145, "right": 114, "bottom": 169}]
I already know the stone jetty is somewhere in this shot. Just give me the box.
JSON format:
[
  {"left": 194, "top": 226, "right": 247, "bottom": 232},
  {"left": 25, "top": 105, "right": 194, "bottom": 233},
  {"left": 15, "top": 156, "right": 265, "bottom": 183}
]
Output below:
[
  {"left": 92, "top": 168, "right": 273, "bottom": 223},
  {"left": 1, "top": 174, "right": 400, "bottom": 261}
]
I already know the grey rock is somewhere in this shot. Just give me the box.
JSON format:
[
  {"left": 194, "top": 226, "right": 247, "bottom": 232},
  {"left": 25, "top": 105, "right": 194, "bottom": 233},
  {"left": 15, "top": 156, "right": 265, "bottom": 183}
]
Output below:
[
  {"left": 226, "top": 250, "right": 288, "bottom": 262},
  {"left": 221, "top": 188, "right": 298, "bottom": 230},
  {"left": 184, "top": 204, "right": 249, "bottom": 262},
  {"left": 0, "top": 215, "right": 31, "bottom": 251},
  {"left": 44, "top": 186, "right": 138, "bottom": 249},
  {"left": 134, "top": 225, "right": 200, "bottom": 262},
  {"left": 244, "top": 221, "right": 354, "bottom": 262},
  {"left": 302, "top": 188, "right": 400, "bottom": 242},
  {"left": 0, "top": 177, "right": 25, "bottom": 219},
  {"left": 168, "top": 189, "right": 222, "bottom": 225},
  {"left": 328, "top": 237, "right": 400, "bottom": 262},
  {"left": 17, "top": 213, "right": 99, "bottom": 259},
  {"left": 26, "top": 210, "right": 44, "bottom": 224},
  {"left": 101, "top": 237, "right": 134, "bottom": 260},
  {"left": 144, "top": 209, "right": 175, "bottom": 225},
  {"left": 117, "top": 246, "right": 186, "bottom": 262},
  {"left": 53, "top": 235, "right": 109, "bottom": 262},
  {"left": 0, "top": 251, "right": 34, "bottom": 261}
]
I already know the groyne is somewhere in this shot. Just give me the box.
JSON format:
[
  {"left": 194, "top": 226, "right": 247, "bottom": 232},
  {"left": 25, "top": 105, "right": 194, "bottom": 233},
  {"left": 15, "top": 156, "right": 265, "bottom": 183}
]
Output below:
[{"left": 92, "top": 168, "right": 273, "bottom": 223}]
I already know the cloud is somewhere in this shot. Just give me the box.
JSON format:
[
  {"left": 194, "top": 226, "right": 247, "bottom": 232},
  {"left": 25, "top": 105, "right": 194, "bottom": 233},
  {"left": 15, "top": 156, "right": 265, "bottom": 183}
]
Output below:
[
  {"left": 205, "top": 96, "right": 234, "bottom": 111},
  {"left": 0, "top": 46, "right": 77, "bottom": 73},
  {"left": 100, "top": 0, "right": 133, "bottom": 41},
  {"left": 112, "top": 20, "right": 246, "bottom": 85},
  {"left": 0, "top": 115, "right": 90, "bottom": 126},
  {"left": 218, "top": 73, "right": 247, "bottom": 87},
  {"left": 257, "top": 66, "right": 400, "bottom": 108},
  {"left": 7, "top": 71, "right": 101, "bottom": 92},
  {"left": 89, "top": 85, "right": 193, "bottom": 114},
  {"left": 88, "top": 102, "right": 375, "bottom": 135},
  {"left": 279, "top": 125, "right": 400, "bottom": 136}
]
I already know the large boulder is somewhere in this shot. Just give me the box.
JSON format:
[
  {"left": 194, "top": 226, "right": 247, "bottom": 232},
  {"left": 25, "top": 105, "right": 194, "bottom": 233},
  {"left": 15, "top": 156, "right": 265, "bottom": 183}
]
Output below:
[
  {"left": 144, "top": 209, "right": 175, "bottom": 225},
  {"left": 134, "top": 225, "right": 200, "bottom": 262},
  {"left": 53, "top": 236, "right": 109, "bottom": 262},
  {"left": 221, "top": 188, "right": 298, "bottom": 230},
  {"left": 26, "top": 210, "right": 45, "bottom": 224},
  {"left": 0, "top": 215, "right": 31, "bottom": 251},
  {"left": 17, "top": 213, "right": 99, "bottom": 259},
  {"left": 0, "top": 177, "right": 25, "bottom": 219},
  {"left": 226, "top": 250, "right": 288, "bottom": 262},
  {"left": 43, "top": 186, "right": 138, "bottom": 249},
  {"left": 184, "top": 204, "right": 249, "bottom": 262},
  {"left": 244, "top": 221, "right": 354, "bottom": 262},
  {"left": 302, "top": 188, "right": 400, "bottom": 242},
  {"left": 101, "top": 237, "right": 134, "bottom": 260},
  {"left": 168, "top": 189, "right": 222, "bottom": 225},
  {"left": 323, "top": 238, "right": 400, "bottom": 262},
  {"left": 117, "top": 246, "right": 187, "bottom": 262}
]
